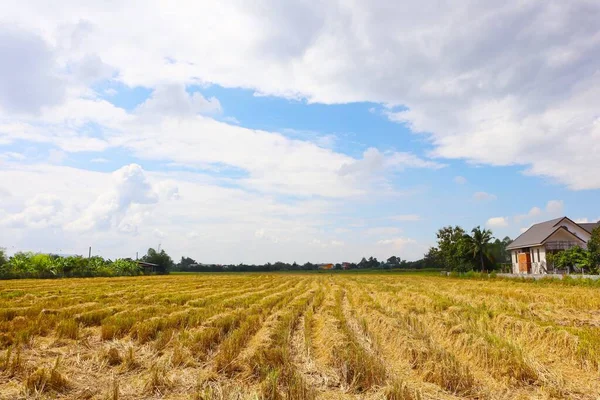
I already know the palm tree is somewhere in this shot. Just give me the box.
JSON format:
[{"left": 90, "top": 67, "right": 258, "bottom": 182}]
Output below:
[{"left": 465, "top": 226, "right": 493, "bottom": 272}]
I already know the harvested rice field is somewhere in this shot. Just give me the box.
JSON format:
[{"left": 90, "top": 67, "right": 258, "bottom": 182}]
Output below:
[{"left": 1, "top": 273, "right": 600, "bottom": 399}]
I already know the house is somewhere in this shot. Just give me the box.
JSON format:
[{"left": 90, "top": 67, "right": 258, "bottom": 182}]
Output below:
[
  {"left": 135, "top": 261, "right": 158, "bottom": 273},
  {"left": 506, "top": 217, "right": 600, "bottom": 274},
  {"left": 318, "top": 263, "right": 335, "bottom": 270}
]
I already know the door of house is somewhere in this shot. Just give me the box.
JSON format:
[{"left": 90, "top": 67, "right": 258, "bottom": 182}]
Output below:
[{"left": 518, "top": 253, "right": 531, "bottom": 273}]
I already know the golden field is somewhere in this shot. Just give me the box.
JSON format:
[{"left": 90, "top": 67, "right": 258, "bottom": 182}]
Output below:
[{"left": 1, "top": 273, "right": 600, "bottom": 399}]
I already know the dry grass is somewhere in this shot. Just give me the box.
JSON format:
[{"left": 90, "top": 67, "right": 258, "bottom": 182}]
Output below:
[{"left": 1, "top": 273, "right": 600, "bottom": 399}]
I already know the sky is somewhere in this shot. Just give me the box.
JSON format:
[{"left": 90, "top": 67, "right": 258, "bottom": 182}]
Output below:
[{"left": 1, "top": 1, "right": 600, "bottom": 264}]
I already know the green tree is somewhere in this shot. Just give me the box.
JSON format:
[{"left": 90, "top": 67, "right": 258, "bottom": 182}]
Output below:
[
  {"left": 423, "top": 247, "right": 443, "bottom": 269},
  {"left": 358, "top": 257, "right": 368, "bottom": 268},
  {"left": 366, "top": 256, "right": 379, "bottom": 268},
  {"left": 587, "top": 227, "right": 600, "bottom": 274},
  {"left": 436, "top": 226, "right": 470, "bottom": 271},
  {"left": 176, "top": 256, "right": 197, "bottom": 271},
  {"left": 386, "top": 256, "right": 401, "bottom": 266},
  {"left": 141, "top": 248, "right": 174, "bottom": 274},
  {"left": 464, "top": 226, "right": 494, "bottom": 272},
  {"left": 555, "top": 246, "right": 590, "bottom": 272},
  {"left": 0, "top": 247, "right": 7, "bottom": 267}
]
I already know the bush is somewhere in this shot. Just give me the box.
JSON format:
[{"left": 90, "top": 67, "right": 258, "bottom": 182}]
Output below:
[{"left": 0, "top": 253, "right": 148, "bottom": 280}]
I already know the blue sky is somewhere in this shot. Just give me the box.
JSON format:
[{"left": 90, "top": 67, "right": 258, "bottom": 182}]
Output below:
[{"left": 1, "top": 1, "right": 600, "bottom": 263}]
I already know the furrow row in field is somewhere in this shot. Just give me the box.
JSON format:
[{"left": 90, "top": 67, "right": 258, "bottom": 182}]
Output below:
[
  {"left": 366, "top": 276, "right": 600, "bottom": 376},
  {"left": 352, "top": 278, "right": 600, "bottom": 399}
]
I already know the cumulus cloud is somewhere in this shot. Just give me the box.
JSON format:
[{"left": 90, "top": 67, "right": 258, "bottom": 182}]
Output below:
[
  {"left": 1, "top": 1, "right": 598, "bottom": 262},
  {"left": 486, "top": 217, "right": 509, "bottom": 228},
  {"left": 72, "top": 54, "right": 114, "bottom": 84},
  {"left": 135, "top": 84, "right": 222, "bottom": 117},
  {"left": 3, "top": 1, "right": 591, "bottom": 188},
  {"left": 67, "top": 164, "right": 160, "bottom": 233},
  {"left": 0, "top": 26, "right": 66, "bottom": 114},
  {"left": 0, "top": 187, "right": 10, "bottom": 199},
  {"left": 473, "top": 191, "right": 497, "bottom": 201},
  {"left": 1, "top": 194, "right": 64, "bottom": 229}
]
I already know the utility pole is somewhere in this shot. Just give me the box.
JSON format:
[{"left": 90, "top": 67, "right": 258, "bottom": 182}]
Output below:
[
  {"left": 88, "top": 246, "right": 91, "bottom": 258},
  {"left": 136, "top": 251, "right": 138, "bottom": 260}
]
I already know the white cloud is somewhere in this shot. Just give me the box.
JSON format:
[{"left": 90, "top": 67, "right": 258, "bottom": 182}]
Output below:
[
  {"left": 575, "top": 217, "right": 600, "bottom": 224},
  {"left": 511, "top": 200, "right": 565, "bottom": 234},
  {"left": 545, "top": 200, "right": 564, "bottom": 216},
  {"left": 90, "top": 157, "right": 109, "bottom": 163},
  {"left": 515, "top": 206, "right": 542, "bottom": 223},
  {"left": 1, "top": 1, "right": 599, "bottom": 262},
  {"left": 0, "top": 26, "right": 66, "bottom": 114},
  {"left": 2, "top": 194, "right": 64, "bottom": 229},
  {"left": 48, "top": 149, "right": 67, "bottom": 164},
  {"left": 309, "top": 238, "right": 345, "bottom": 248},
  {"left": 454, "top": 176, "right": 467, "bottom": 185},
  {"left": 135, "top": 84, "right": 221, "bottom": 117},
  {"left": 0, "top": 152, "right": 26, "bottom": 161},
  {"left": 473, "top": 191, "right": 497, "bottom": 201},
  {"left": 2, "top": 2, "right": 596, "bottom": 188},
  {"left": 338, "top": 147, "right": 444, "bottom": 178},
  {"left": 364, "top": 227, "right": 401, "bottom": 236},
  {"left": 391, "top": 214, "right": 421, "bottom": 222},
  {"left": 377, "top": 237, "right": 417, "bottom": 249},
  {"left": 0, "top": 187, "right": 10, "bottom": 199},
  {"left": 66, "top": 164, "right": 160, "bottom": 233},
  {"left": 72, "top": 54, "right": 115, "bottom": 84},
  {"left": 0, "top": 162, "right": 433, "bottom": 262},
  {"left": 486, "top": 217, "right": 509, "bottom": 228}
]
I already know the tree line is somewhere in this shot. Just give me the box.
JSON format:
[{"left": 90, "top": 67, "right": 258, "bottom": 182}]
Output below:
[{"left": 173, "top": 255, "right": 429, "bottom": 272}]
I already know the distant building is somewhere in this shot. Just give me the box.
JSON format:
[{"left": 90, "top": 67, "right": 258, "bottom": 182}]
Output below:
[
  {"left": 506, "top": 217, "right": 599, "bottom": 274},
  {"left": 318, "top": 263, "right": 334, "bottom": 270},
  {"left": 136, "top": 261, "right": 158, "bottom": 273}
]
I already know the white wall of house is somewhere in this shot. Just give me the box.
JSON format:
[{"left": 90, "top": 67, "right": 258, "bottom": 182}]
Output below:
[
  {"left": 511, "top": 250, "right": 519, "bottom": 273},
  {"left": 530, "top": 245, "right": 546, "bottom": 274},
  {"left": 511, "top": 246, "right": 547, "bottom": 274}
]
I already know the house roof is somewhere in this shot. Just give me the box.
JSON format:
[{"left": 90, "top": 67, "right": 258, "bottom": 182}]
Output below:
[
  {"left": 505, "top": 216, "right": 591, "bottom": 250},
  {"left": 579, "top": 222, "right": 600, "bottom": 233}
]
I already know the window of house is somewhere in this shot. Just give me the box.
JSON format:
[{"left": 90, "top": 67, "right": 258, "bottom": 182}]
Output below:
[{"left": 537, "top": 248, "right": 540, "bottom": 262}]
